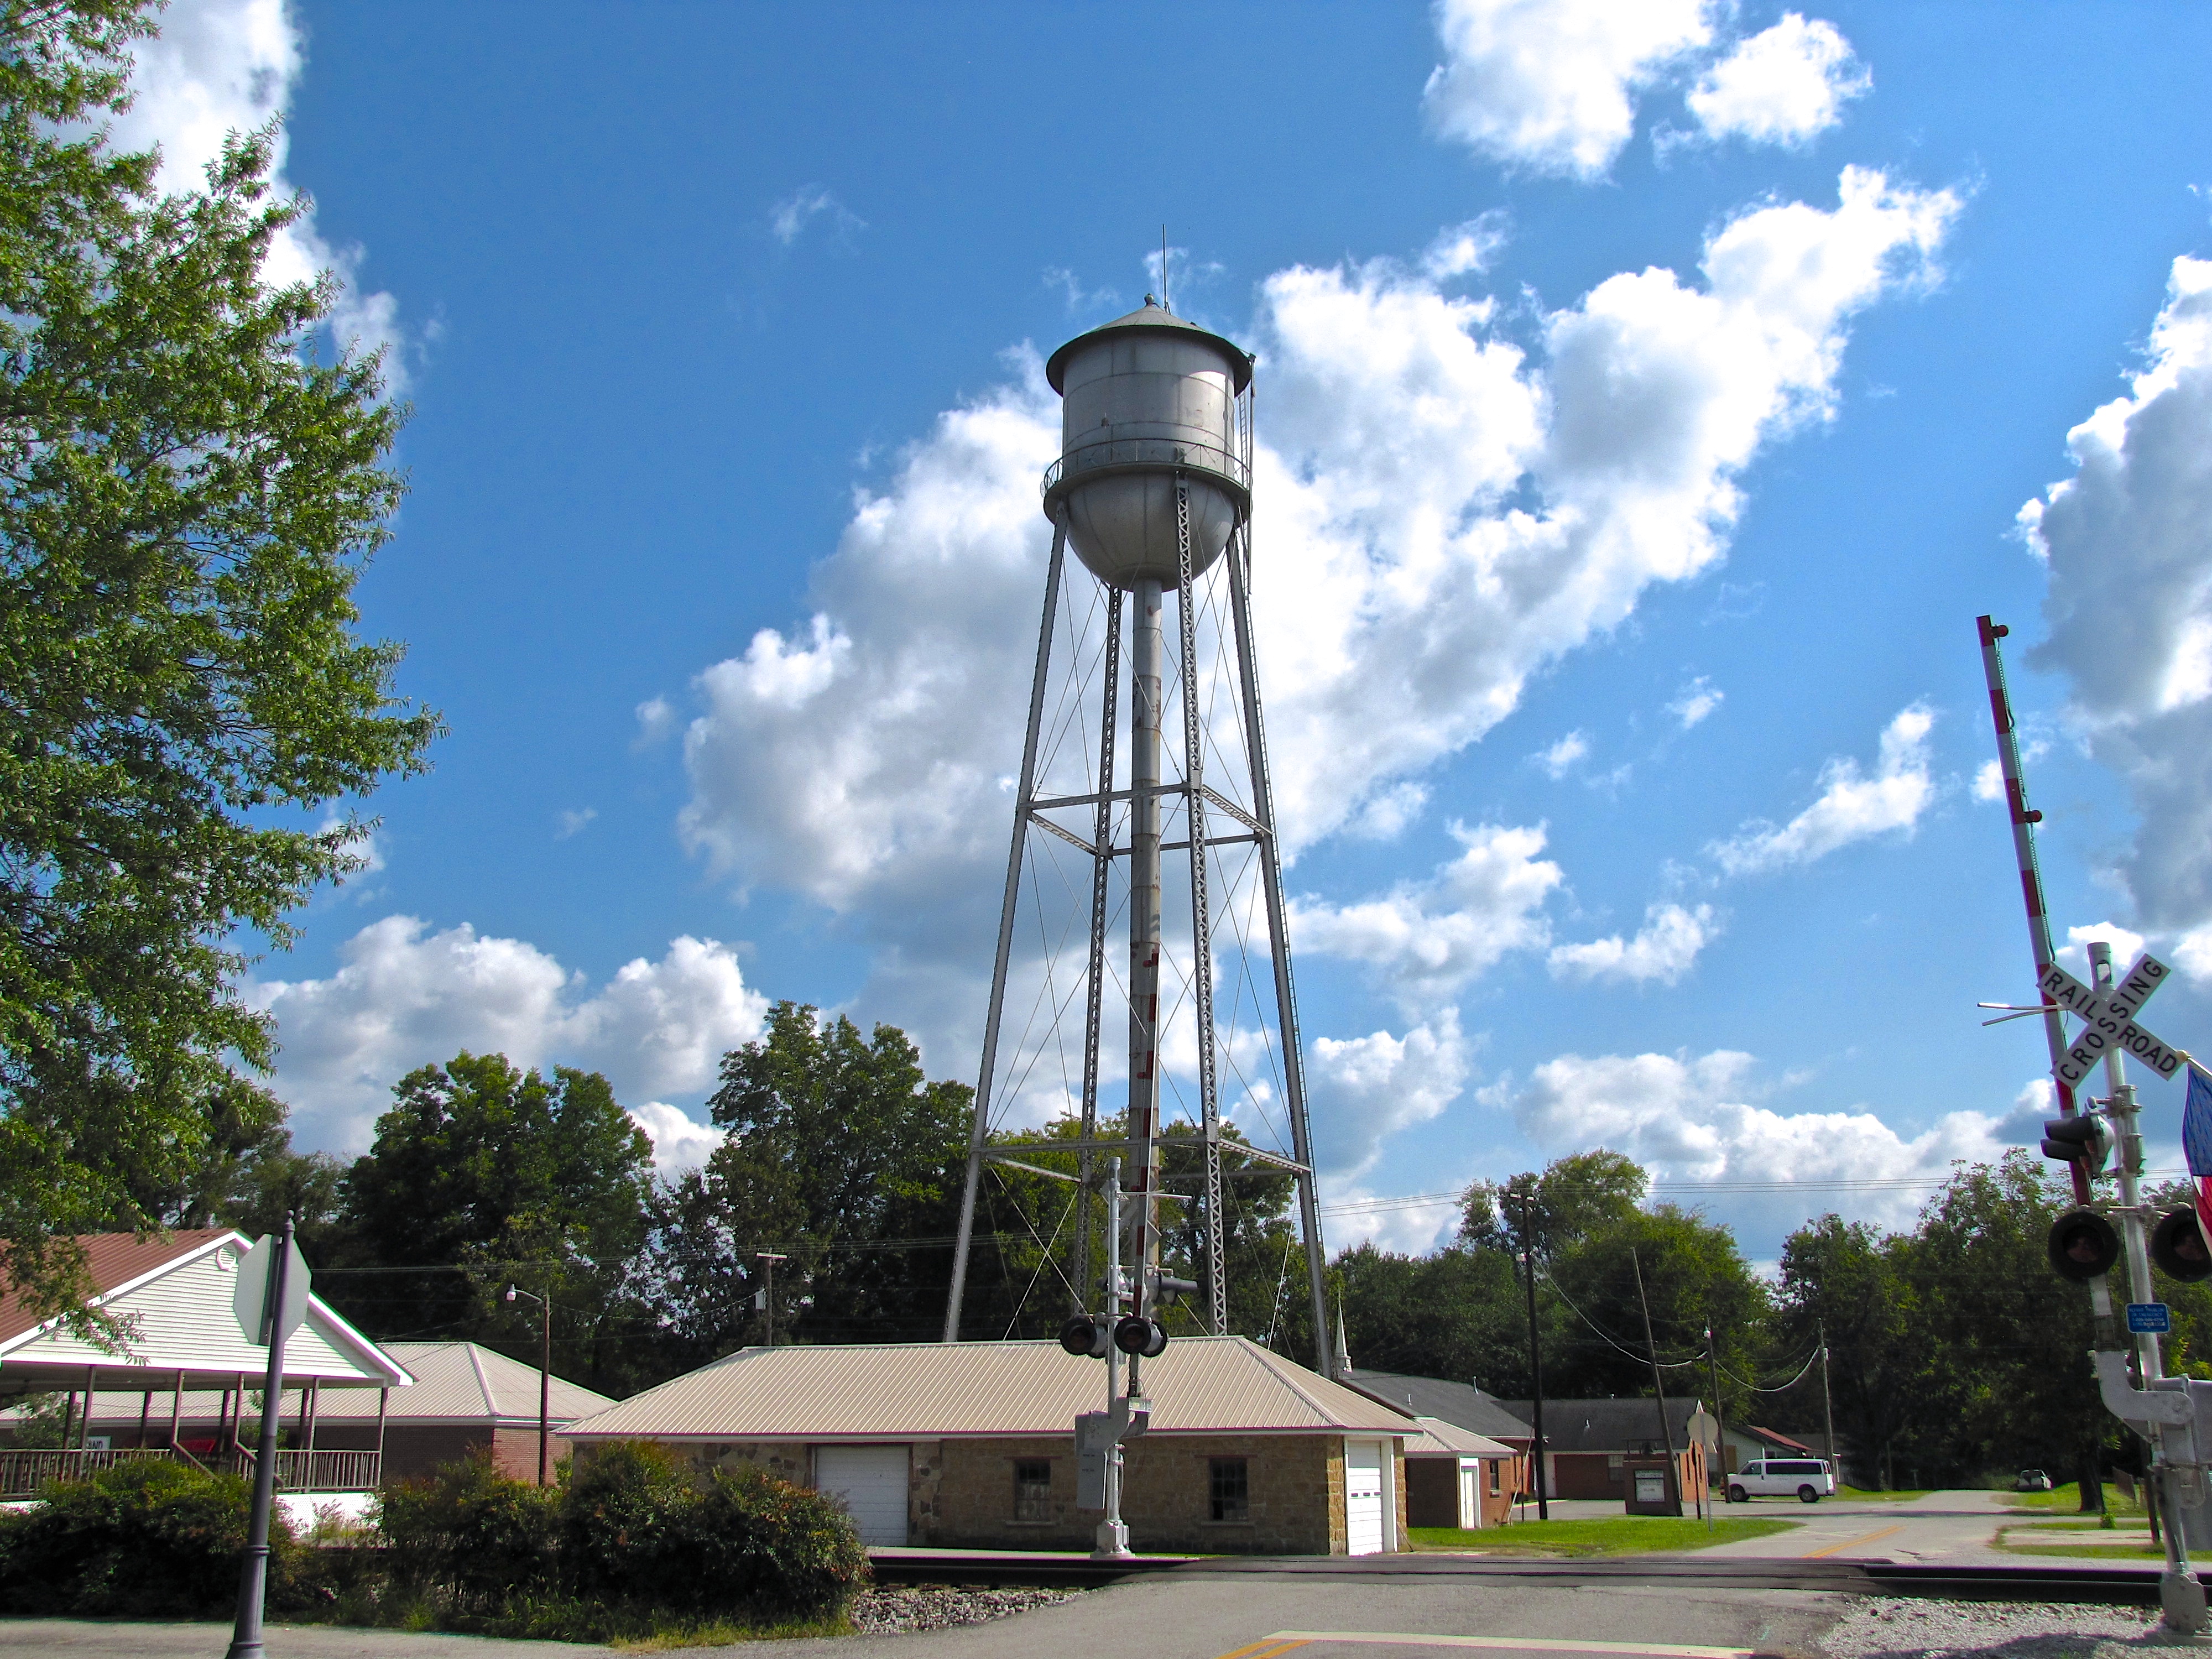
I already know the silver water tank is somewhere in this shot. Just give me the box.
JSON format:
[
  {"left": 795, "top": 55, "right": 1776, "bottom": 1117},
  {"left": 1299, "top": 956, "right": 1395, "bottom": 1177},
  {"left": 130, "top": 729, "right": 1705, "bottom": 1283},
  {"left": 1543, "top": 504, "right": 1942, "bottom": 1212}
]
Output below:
[{"left": 1042, "top": 298, "right": 1253, "bottom": 587}]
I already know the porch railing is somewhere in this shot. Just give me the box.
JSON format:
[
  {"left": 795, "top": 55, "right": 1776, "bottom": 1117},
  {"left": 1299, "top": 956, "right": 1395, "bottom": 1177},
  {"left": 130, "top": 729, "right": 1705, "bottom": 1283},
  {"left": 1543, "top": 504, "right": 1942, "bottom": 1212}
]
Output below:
[
  {"left": 0, "top": 1444, "right": 382, "bottom": 1498},
  {"left": 0, "top": 1446, "right": 175, "bottom": 1498}
]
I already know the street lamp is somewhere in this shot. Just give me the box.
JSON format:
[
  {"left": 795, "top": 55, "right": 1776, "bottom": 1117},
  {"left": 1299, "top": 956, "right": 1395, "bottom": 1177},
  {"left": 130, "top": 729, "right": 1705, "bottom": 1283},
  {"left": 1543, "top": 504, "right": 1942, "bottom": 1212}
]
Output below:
[{"left": 503, "top": 1284, "right": 552, "bottom": 1486}]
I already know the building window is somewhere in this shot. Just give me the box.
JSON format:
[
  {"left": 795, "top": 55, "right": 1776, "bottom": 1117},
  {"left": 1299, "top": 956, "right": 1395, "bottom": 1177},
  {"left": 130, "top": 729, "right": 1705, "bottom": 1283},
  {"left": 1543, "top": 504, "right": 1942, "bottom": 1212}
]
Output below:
[
  {"left": 1488, "top": 1459, "right": 1500, "bottom": 1495},
  {"left": 1013, "top": 1458, "right": 1052, "bottom": 1522},
  {"left": 1209, "top": 1456, "right": 1250, "bottom": 1522}
]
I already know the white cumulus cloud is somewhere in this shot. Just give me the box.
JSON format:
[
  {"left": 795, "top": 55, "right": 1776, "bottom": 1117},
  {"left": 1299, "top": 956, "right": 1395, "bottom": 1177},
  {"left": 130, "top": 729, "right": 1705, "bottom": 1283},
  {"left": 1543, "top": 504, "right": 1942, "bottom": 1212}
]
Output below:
[
  {"left": 115, "top": 0, "right": 409, "bottom": 386},
  {"left": 1535, "top": 731, "right": 1590, "bottom": 778},
  {"left": 1683, "top": 13, "right": 1869, "bottom": 149},
  {"left": 1710, "top": 703, "right": 1936, "bottom": 874},
  {"left": 1422, "top": 0, "right": 1713, "bottom": 180},
  {"left": 2025, "top": 257, "right": 2212, "bottom": 936},
  {"left": 1669, "top": 676, "right": 1724, "bottom": 728},
  {"left": 247, "top": 919, "right": 769, "bottom": 1152},
  {"left": 1506, "top": 1047, "right": 2010, "bottom": 1232},
  {"left": 627, "top": 1102, "right": 724, "bottom": 1174},
  {"left": 769, "top": 185, "right": 863, "bottom": 248},
  {"left": 1292, "top": 823, "right": 1563, "bottom": 1010},
  {"left": 1310, "top": 1011, "right": 1472, "bottom": 1177},
  {"left": 1547, "top": 902, "right": 1718, "bottom": 985}
]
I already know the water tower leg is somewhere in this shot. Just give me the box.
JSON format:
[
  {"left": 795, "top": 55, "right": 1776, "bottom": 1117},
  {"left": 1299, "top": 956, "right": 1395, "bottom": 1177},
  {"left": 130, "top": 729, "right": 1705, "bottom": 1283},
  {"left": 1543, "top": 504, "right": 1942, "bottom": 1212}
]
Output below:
[
  {"left": 1224, "top": 528, "right": 1333, "bottom": 1374},
  {"left": 943, "top": 521, "right": 1065, "bottom": 1343}
]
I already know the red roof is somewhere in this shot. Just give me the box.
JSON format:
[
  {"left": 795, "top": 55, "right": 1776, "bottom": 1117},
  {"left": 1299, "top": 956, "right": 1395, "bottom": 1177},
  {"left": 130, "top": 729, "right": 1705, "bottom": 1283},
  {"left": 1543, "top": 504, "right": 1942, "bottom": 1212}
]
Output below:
[
  {"left": 0, "top": 1230, "right": 232, "bottom": 1344},
  {"left": 1746, "top": 1423, "right": 1816, "bottom": 1454}
]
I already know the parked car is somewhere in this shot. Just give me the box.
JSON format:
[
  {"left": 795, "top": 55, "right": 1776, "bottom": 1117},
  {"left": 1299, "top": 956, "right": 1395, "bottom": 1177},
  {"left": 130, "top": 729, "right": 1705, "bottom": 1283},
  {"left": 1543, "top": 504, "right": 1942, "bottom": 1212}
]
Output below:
[
  {"left": 2015, "top": 1468, "right": 2053, "bottom": 1491},
  {"left": 1725, "top": 1458, "right": 1835, "bottom": 1503}
]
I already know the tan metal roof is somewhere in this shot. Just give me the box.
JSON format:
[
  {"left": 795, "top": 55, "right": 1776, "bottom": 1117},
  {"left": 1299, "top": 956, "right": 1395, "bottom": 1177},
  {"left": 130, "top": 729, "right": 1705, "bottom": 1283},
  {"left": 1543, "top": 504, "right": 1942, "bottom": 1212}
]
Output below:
[
  {"left": 1402, "top": 1415, "right": 1517, "bottom": 1458},
  {"left": 2, "top": 1341, "right": 616, "bottom": 1428},
  {"left": 564, "top": 1336, "right": 1415, "bottom": 1442}
]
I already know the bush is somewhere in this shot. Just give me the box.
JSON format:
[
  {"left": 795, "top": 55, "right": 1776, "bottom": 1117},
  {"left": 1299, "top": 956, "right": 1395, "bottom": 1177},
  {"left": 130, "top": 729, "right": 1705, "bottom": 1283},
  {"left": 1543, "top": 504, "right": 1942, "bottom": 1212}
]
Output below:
[
  {"left": 561, "top": 1439, "right": 868, "bottom": 1619},
  {"left": 0, "top": 1458, "right": 296, "bottom": 1617},
  {"left": 377, "top": 1448, "right": 559, "bottom": 1611}
]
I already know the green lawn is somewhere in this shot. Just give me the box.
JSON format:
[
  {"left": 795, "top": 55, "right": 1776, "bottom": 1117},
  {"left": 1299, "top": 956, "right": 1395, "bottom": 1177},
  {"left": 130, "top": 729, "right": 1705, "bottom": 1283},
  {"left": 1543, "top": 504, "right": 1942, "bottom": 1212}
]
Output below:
[
  {"left": 1991, "top": 1515, "right": 2161, "bottom": 1560},
  {"left": 1997, "top": 1482, "right": 2149, "bottom": 1515},
  {"left": 1838, "top": 1487, "right": 1930, "bottom": 1501},
  {"left": 1408, "top": 1517, "right": 1799, "bottom": 1557}
]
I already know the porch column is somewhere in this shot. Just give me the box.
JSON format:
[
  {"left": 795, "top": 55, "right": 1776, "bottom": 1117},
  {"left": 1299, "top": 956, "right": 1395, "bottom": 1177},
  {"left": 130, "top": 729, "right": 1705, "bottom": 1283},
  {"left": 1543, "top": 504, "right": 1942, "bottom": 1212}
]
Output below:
[
  {"left": 79, "top": 1366, "right": 95, "bottom": 1449},
  {"left": 375, "top": 1387, "right": 389, "bottom": 1484},
  {"left": 136, "top": 1389, "right": 150, "bottom": 1448},
  {"left": 169, "top": 1371, "right": 182, "bottom": 1449}
]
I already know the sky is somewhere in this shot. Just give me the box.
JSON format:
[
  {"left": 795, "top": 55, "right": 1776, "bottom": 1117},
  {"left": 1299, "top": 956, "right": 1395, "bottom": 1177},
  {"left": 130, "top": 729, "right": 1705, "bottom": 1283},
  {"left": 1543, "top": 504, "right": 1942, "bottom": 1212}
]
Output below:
[{"left": 118, "top": 0, "right": 2212, "bottom": 1260}]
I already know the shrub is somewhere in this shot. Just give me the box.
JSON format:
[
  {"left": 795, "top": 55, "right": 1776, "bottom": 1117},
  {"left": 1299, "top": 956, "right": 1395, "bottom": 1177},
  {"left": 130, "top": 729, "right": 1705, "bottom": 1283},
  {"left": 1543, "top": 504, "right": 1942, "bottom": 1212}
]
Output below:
[
  {"left": 560, "top": 1440, "right": 868, "bottom": 1619},
  {"left": 0, "top": 1458, "right": 295, "bottom": 1617},
  {"left": 377, "top": 1449, "right": 559, "bottom": 1610}
]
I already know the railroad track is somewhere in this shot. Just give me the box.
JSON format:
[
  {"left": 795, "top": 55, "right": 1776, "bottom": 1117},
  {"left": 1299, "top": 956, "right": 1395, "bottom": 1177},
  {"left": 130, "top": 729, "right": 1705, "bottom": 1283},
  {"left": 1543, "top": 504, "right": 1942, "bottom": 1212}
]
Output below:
[{"left": 867, "top": 1548, "right": 2198, "bottom": 1605}]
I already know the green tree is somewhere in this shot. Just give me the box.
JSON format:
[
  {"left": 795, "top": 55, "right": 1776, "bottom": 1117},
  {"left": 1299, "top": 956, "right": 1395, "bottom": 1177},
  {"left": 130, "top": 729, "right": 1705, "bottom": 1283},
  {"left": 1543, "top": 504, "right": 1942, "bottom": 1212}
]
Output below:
[
  {"left": 1459, "top": 1149, "right": 1647, "bottom": 1259},
  {"left": 1774, "top": 1214, "right": 1919, "bottom": 1488},
  {"left": 0, "top": 1, "right": 436, "bottom": 1318},
  {"left": 340, "top": 1053, "right": 655, "bottom": 1391},
  {"left": 1333, "top": 1242, "right": 1531, "bottom": 1391},
  {"left": 654, "top": 1003, "right": 970, "bottom": 1355}
]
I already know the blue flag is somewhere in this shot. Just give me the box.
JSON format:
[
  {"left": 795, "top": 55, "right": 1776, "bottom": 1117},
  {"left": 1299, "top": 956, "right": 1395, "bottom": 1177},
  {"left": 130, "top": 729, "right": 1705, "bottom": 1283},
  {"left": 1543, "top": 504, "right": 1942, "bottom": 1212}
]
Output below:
[{"left": 2187, "top": 1062, "right": 2212, "bottom": 1177}]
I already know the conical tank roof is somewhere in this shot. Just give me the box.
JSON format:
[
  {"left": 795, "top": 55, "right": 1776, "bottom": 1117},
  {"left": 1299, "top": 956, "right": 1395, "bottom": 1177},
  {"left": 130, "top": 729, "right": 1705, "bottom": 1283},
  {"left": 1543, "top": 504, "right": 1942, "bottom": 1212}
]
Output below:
[{"left": 1045, "top": 297, "right": 1253, "bottom": 394}]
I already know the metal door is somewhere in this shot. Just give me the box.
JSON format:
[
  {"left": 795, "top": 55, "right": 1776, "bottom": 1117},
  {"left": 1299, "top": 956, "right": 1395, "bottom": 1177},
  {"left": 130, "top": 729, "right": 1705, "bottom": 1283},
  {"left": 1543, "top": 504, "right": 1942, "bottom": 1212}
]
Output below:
[
  {"left": 1345, "top": 1439, "right": 1385, "bottom": 1555},
  {"left": 813, "top": 1444, "right": 910, "bottom": 1546}
]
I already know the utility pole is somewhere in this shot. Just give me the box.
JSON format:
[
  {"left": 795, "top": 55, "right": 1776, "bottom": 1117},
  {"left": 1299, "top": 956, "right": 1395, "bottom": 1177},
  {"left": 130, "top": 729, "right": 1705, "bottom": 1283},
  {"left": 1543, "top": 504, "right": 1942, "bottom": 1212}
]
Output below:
[
  {"left": 1704, "top": 1323, "right": 1725, "bottom": 1525},
  {"left": 226, "top": 1215, "right": 298, "bottom": 1659},
  {"left": 1818, "top": 1322, "right": 1838, "bottom": 1491},
  {"left": 1516, "top": 1192, "right": 1548, "bottom": 1520},
  {"left": 504, "top": 1283, "right": 553, "bottom": 1486},
  {"left": 1631, "top": 1248, "right": 1680, "bottom": 1514},
  {"left": 757, "top": 1252, "right": 789, "bottom": 1348}
]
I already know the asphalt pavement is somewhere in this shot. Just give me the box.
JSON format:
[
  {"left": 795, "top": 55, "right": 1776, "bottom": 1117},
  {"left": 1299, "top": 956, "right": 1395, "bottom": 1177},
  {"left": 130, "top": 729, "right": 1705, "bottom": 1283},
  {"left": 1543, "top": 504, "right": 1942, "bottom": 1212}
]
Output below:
[{"left": 0, "top": 1491, "right": 2158, "bottom": 1659}]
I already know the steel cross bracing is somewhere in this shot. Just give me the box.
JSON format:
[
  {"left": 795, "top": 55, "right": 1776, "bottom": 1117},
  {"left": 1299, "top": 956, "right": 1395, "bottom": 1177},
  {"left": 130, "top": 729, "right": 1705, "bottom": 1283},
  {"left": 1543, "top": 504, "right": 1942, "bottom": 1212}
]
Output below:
[{"left": 1175, "top": 477, "right": 1229, "bottom": 1336}]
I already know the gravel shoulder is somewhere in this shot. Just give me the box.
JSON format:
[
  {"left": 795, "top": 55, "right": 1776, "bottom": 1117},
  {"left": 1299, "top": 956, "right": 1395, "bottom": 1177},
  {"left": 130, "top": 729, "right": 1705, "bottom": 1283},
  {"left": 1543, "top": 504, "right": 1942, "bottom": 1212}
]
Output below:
[{"left": 1819, "top": 1598, "right": 2203, "bottom": 1658}]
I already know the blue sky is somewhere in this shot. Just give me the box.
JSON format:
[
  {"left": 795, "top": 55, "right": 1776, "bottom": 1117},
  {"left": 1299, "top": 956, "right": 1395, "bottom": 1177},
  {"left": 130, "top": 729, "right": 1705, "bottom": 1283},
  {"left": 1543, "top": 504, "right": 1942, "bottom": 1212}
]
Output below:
[{"left": 128, "top": 2, "right": 2212, "bottom": 1258}]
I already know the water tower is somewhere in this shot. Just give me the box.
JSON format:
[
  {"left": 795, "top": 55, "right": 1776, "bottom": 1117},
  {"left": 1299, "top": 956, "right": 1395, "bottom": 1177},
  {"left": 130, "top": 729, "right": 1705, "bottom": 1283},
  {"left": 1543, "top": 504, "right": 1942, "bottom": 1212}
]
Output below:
[{"left": 940, "top": 297, "right": 1332, "bottom": 1372}]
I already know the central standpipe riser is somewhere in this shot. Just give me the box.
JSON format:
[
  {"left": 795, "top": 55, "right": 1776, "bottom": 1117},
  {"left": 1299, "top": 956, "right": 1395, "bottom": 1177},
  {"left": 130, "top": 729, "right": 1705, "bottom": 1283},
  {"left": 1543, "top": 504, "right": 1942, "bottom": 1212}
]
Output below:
[{"left": 1128, "top": 578, "right": 1165, "bottom": 1308}]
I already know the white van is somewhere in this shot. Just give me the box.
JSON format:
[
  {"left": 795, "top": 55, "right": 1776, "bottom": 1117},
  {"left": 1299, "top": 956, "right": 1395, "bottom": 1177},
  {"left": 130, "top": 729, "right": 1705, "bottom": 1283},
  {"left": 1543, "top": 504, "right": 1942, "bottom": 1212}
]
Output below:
[{"left": 1725, "top": 1457, "right": 1834, "bottom": 1503}]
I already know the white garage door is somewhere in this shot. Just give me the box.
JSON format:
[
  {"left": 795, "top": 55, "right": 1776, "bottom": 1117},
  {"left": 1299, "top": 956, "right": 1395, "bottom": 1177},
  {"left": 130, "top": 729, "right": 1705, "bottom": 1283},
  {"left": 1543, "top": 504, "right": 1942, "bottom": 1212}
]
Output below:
[
  {"left": 815, "top": 1444, "right": 910, "bottom": 1546},
  {"left": 1345, "top": 1439, "right": 1385, "bottom": 1556}
]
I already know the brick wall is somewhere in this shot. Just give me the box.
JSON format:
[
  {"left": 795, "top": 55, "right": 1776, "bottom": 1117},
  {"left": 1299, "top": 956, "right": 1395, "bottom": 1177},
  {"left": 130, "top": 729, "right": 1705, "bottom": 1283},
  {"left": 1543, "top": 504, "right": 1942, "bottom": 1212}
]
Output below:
[{"left": 646, "top": 1432, "right": 1366, "bottom": 1555}]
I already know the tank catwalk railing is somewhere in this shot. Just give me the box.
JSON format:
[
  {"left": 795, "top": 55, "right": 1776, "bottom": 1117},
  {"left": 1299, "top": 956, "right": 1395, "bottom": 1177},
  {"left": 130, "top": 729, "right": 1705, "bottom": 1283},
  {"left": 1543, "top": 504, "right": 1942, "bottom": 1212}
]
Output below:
[{"left": 1041, "top": 438, "right": 1250, "bottom": 500}]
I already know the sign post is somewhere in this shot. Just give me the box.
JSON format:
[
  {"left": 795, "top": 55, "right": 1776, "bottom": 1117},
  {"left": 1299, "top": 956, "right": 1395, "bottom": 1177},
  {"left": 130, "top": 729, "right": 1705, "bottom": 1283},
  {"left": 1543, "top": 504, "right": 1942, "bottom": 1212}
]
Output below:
[{"left": 226, "top": 1214, "right": 307, "bottom": 1659}]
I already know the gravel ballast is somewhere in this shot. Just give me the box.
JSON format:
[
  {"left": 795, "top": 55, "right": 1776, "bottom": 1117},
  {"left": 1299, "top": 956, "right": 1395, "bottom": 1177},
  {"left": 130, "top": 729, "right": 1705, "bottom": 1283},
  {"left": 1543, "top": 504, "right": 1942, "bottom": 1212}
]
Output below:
[
  {"left": 846, "top": 1584, "right": 1078, "bottom": 1635},
  {"left": 1820, "top": 1598, "right": 2204, "bottom": 1658}
]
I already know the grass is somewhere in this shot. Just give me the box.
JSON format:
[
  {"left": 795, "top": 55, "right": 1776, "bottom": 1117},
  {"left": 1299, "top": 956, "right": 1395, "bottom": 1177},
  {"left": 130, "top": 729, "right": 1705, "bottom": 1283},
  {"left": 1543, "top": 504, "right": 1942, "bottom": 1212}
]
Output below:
[
  {"left": 1997, "top": 1481, "right": 2149, "bottom": 1515},
  {"left": 1990, "top": 1515, "right": 2161, "bottom": 1561},
  {"left": 1838, "top": 1487, "right": 1931, "bottom": 1501},
  {"left": 1408, "top": 1517, "right": 1799, "bottom": 1557}
]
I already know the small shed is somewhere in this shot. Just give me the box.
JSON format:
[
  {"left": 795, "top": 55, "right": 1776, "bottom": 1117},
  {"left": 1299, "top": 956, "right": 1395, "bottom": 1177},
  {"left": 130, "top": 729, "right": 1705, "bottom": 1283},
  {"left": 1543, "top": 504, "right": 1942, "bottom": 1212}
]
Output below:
[
  {"left": 1400, "top": 1415, "right": 1522, "bottom": 1529},
  {"left": 561, "top": 1335, "right": 1416, "bottom": 1556}
]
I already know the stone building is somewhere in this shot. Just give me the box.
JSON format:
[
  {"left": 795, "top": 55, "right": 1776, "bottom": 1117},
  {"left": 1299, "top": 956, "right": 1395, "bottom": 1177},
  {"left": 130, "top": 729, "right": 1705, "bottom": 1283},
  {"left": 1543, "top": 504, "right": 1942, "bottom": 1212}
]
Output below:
[{"left": 560, "top": 1335, "right": 1415, "bottom": 1555}]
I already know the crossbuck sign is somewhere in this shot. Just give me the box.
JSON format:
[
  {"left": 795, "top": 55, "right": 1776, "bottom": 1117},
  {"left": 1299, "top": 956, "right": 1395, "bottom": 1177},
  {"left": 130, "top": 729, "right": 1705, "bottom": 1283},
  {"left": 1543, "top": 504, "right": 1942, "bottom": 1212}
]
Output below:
[{"left": 2040, "top": 953, "right": 2182, "bottom": 1089}]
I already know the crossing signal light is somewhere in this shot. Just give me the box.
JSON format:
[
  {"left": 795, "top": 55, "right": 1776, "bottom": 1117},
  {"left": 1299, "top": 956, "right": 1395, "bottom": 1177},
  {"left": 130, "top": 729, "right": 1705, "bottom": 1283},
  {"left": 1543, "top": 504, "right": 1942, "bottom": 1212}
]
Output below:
[
  {"left": 2041, "top": 1114, "right": 2112, "bottom": 1176},
  {"left": 2048, "top": 1208, "right": 2121, "bottom": 1282},
  {"left": 2151, "top": 1207, "right": 2212, "bottom": 1284},
  {"left": 1113, "top": 1314, "right": 1168, "bottom": 1358},
  {"left": 1058, "top": 1314, "right": 1110, "bottom": 1358}
]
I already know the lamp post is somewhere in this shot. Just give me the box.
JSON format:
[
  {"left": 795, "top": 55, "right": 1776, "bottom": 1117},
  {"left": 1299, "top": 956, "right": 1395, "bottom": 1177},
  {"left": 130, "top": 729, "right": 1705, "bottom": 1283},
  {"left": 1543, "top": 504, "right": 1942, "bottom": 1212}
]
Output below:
[{"left": 504, "top": 1284, "right": 551, "bottom": 1486}]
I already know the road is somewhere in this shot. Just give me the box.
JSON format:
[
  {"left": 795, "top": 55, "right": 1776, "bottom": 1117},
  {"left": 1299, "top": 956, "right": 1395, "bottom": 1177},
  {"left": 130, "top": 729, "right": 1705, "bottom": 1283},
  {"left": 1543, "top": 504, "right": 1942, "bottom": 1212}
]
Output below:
[{"left": 0, "top": 1491, "right": 2158, "bottom": 1658}]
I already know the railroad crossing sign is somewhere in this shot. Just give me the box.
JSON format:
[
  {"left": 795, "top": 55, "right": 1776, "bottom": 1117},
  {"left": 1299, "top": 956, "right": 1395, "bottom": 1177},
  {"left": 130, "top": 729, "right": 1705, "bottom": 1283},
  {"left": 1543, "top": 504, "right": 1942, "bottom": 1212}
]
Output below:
[{"left": 2043, "top": 952, "right": 2183, "bottom": 1089}]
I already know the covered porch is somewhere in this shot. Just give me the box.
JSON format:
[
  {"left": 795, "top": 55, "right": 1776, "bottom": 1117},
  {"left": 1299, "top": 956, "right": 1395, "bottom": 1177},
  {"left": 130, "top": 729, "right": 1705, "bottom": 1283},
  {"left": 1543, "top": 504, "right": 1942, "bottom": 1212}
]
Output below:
[{"left": 0, "top": 1230, "right": 413, "bottom": 1499}]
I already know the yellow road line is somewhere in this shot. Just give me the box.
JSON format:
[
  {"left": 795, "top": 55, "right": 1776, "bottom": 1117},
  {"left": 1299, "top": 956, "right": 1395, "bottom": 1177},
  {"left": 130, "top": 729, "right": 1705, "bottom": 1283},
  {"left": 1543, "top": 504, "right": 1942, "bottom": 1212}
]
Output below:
[
  {"left": 1212, "top": 1641, "right": 1310, "bottom": 1659},
  {"left": 1255, "top": 1635, "right": 1754, "bottom": 1657},
  {"left": 1803, "top": 1523, "right": 1902, "bottom": 1558}
]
